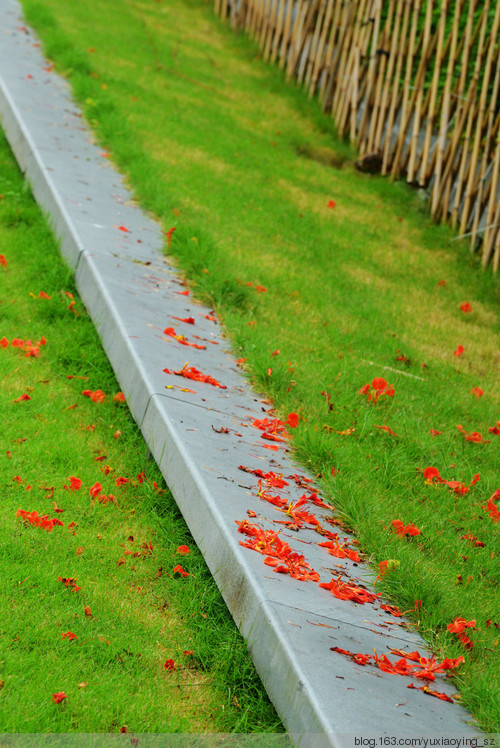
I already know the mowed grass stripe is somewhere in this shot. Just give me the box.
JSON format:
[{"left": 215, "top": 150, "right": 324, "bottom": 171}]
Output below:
[
  {"left": 13, "top": 0, "right": 500, "bottom": 733},
  {"left": 0, "top": 129, "right": 283, "bottom": 733}
]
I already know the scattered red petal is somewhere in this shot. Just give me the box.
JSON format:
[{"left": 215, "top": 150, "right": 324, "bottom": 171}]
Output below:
[
  {"left": 52, "top": 692, "right": 67, "bottom": 704},
  {"left": 471, "top": 387, "right": 484, "bottom": 398},
  {"left": 61, "top": 632, "right": 77, "bottom": 641},
  {"left": 453, "top": 345, "right": 465, "bottom": 357},
  {"left": 327, "top": 200, "right": 336, "bottom": 208},
  {"left": 430, "top": 429, "right": 443, "bottom": 436},
  {"left": 14, "top": 393, "right": 31, "bottom": 402},
  {"left": 176, "top": 545, "right": 190, "bottom": 555},
  {"left": 482, "top": 490, "right": 500, "bottom": 523},
  {"left": 460, "top": 302, "right": 472, "bottom": 313},
  {"left": 113, "top": 392, "right": 126, "bottom": 402},
  {"left": 173, "top": 564, "right": 190, "bottom": 577}
]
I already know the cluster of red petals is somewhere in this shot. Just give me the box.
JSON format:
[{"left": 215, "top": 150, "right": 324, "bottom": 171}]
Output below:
[
  {"left": 373, "top": 424, "right": 398, "bottom": 436},
  {"left": 461, "top": 533, "right": 485, "bottom": 547},
  {"left": 163, "top": 658, "right": 176, "bottom": 670},
  {"left": 16, "top": 509, "right": 64, "bottom": 532},
  {"left": 471, "top": 387, "right": 484, "bottom": 398},
  {"left": 176, "top": 545, "right": 190, "bottom": 555},
  {"left": 358, "top": 377, "right": 395, "bottom": 404},
  {"left": 57, "top": 577, "right": 81, "bottom": 592},
  {"left": 459, "top": 302, "right": 472, "bottom": 313},
  {"left": 239, "top": 465, "right": 289, "bottom": 488},
  {"left": 454, "top": 345, "right": 465, "bottom": 357},
  {"left": 237, "top": 521, "right": 319, "bottom": 582},
  {"left": 318, "top": 538, "right": 360, "bottom": 563},
  {"left": 52, "top": 692, "right": 67, "bottom": 704},
  {"left": 163, "top": 327, "right": 205, "bottom": 350},
  {"left": 64, "top": 476, "right": 82, "bottom": 491},
  {"left": 488, "top": 421, "right": 500, "bottom": 436},
  {"left": 14, "top": 393, "right": 31, "bottom": 402},
  {"left": 274, "top": 496, "right": 319, "bottom": 529},
  {"left": 331, "top": 646, "right": 464, "bottom": 684},
  {"left": 320, "top": 577, "right": 380, "bottom": 604},
  {"left": 81, "top": 389, "right": 106, "bottom": 403},
  {"left": 163, "top": 363, "right": 226, "bottom": 389},
  {"left": 113, "top": 392, "right": 126, "bottom": 402},
  {"left": 0, "top": 254, "right": 8, "bottom": 267},
  {"left": 482, "top": 490, "right": 500, "bottom": 523},
  {"left": 422, "top": 466, "right": 480, "bottom": 495},
  {"left": 391, "top": 519, "right": 421, "bottom": 537},
  {"left": 62, "top": 631, "right": 77, "bottom": 641},
  {"left": 173, "top": 564, "right": 190, "bottom": 577},
  {"left": 407, "top": 683, "right": 453, "bottom": 703},
  {"left": 456, "top": 424, "right": 489, "bottom": 443},
  {"left": 2, "top": 336, "right": 47, "bottom": 356},
  {"left": 252, "top": 417, "right": 290, "bottom": 441},
  {"left": 447, "top": 617, "right": 475, "bottom": 650}
]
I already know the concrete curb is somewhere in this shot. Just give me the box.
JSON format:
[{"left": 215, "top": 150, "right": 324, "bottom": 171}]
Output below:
[{"left": 0, "top": 1, "right": 481, "bottom": 742}]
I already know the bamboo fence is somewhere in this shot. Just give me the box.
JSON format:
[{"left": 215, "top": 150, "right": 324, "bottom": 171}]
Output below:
[{"left": 215, "top": 0, "right": 500, "bottom": 270}]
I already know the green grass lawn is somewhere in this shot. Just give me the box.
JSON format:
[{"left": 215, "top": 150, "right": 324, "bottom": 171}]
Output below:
[
  {"left": 0, "top": 130, "right": 283, "bottom": 733},
  {"left": 10, "top": 0, "right": 500, "bottom": 733}
]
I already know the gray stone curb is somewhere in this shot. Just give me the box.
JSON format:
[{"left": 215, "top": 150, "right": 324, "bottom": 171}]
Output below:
[{"left": 0, "top": 1, "right": 482, "bottom": 742}]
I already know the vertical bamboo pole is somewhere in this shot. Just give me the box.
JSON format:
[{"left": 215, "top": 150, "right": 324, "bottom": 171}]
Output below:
[
  {"left": 278, "top": 0, "right": 295, "bottom": 68},
  {"left": 369, "top": 0, "right": 400, "bottom": 154},
  {"left": 357, "top": 0, "right": 383, "bottom": 152},
  {"left": 308, "top": 0, "right": 335, "bottom": 98},
  {"left": 438, "top": 0, "right": 477, "bottom": 220},
  {"left": 459, "top": 0, "right": 493, "bottom": 234},
  {"left": 390, "top": 0, "right": 422, "bottom": 177},
  {"left": 382, "top": 0, "right": 411, "bottom": 174},
  {"left": 335, "top": 0, "right": 370, "bottom": 134},
  {"left": 318, "top": 0, "right": 344, "bottom": 103},
  {"left": 269, "top": 0, "right": 286, "bottom": 62},
  {"left": 350, "top": 44, "right": 360, "bottom": 142},
  {"left": 417, "top": 0, "right": 448, "bottom": 187},
  {"left": 304, "top": 0, "right": 328, "bottom": 89},
  {"left": 470, "top": 40, "right": 500, "bottom": 248},
  {"left": 286, "top": 0, "right": 307, "bottom": 80},
  {"left": 482, "top": 125, "right": 500, "bottom": 268},
  {"left": 431, "top": 0, "right": 460, "bottom": 215},
  {"left": 406, "top": 0, "right": 434, "bottom": 183}
]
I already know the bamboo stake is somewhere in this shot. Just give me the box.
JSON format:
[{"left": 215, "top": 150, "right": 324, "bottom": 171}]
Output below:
[
  {"left": 482, "top": 124, "right": 500, "bottom": 268},
  {"left": 491, "top": 199, "right": 500, "bottom": 272},
  {"left": 357, "top": 0, "right": 383, "bottom": 151},
  {"left": 370, "top": 0, "right": 399, "bottom": 154},
  {"left": 278, "top": 0, "right": 295, "bottom": 68},
  {"left": 431, "top": 0, "right": 461, "bottom": 215},
  {"left": 417, "top": 0, "right": 448, "bottom": 187},
  {"left": 470, "top": 40, "right": 500, "bottom": 249},
  {"left": 269, "top": 0, "right": 286, "bottom": 63},
  {"left": 318, "top": 0, "right": 344, "bottom": 103},
  {"left": 382, "top": 0, "right": 411, "bottom": 174},
  {"left": 336, "top": 0, "right": 370, "bottom": 134},
  {"left": 331, "top": 1, "right": 359, "bottom": 123},
  {"left": 406, "top": 0, "right": 434, "bottom": 183},
  {"left": 308, "top": 0, "right": 335, "bottom": 98},
  {"left": 262, "top": 0, "right": 279, "bottom": 57},
  {"left": 304, "top": 0, "right": 328, "bottom": 90},
  {"left": 322, "top": 1, "right": 355, "bottom": 113},
  {"left": 459, "top": 0, "right": 493, "bottom": 235},
  {"left": 286, "top": 0, "right": 307, "bottom": 80},
  {"left": 389, "top": 0, "right": 422, "bottom": 177}
]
